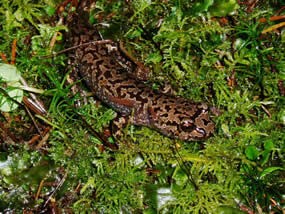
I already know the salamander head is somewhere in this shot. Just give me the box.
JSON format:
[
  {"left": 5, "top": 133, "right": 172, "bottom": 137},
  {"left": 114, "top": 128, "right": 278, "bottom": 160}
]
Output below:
[
  {"left": 177, "top": 105, "right": 215, "bottom": 141},
  {"left": 150, "top": 100, "right": 215, "bottom": 141}
]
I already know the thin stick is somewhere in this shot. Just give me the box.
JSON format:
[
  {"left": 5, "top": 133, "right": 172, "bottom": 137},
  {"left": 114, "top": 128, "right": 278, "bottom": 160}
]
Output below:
[
  {"left": 20, "top": 77, "right": 47, "bottom": 115},
  {"left": 39, "top": 39, "right": 113, "bottom": 58},
  {"left": 44, "top": 171, "right": 68, "bottom": 208},
  {"left": 49, "top": 17, "right": 64, "bottom": 51},
  {"left": 262, "top": 22, "right": 285, "bottom": 34},
  {"left": 35, "top": 179, "right": 45, "bottom": 200}
]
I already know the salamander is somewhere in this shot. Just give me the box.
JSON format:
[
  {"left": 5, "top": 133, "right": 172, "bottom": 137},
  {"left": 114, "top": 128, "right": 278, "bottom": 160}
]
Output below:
[{"left": 66, "top": 7, "right": 215, "bottom": 141}]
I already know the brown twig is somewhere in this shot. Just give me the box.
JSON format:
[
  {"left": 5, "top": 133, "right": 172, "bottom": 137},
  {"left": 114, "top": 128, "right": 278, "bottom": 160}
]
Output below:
[
  {"left": 35, "top": 179, "right": 46, "bottom": 200},
  {"left": 39, "top": 40, "right": 113, "bottom": 58}
]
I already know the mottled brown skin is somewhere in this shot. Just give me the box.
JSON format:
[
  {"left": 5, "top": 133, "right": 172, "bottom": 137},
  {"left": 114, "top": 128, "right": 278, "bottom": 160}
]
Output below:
[{"left": 67, "top": 23, "right": 215, "bottom": 141}]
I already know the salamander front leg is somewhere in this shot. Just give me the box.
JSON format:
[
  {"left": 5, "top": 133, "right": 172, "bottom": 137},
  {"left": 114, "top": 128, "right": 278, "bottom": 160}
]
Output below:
[{"left": 66, "top": 65, "right": 89, "bottom": 107}]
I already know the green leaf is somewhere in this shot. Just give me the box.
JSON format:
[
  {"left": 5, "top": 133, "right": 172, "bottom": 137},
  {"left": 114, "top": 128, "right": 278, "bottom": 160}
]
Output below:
[
  {"left": 0, "top": 64, "right": 21, "bottom": 82},
  {"left": 245, "top": 145, "right": 259, "bottom": 160},
  {"left": 146, "top": 52, "right": 162, "bottom": 64},
  {"left": 172, "top": 167, "right": 188, "bottom": 187},
  {"left": 281, "top": 30, "right": 285, "bottom": 43},
  {"left": 44, "top": 6, "right": 56, "bottom": 17},
  {"left": 260, "top": 150, "right": 270, "bottom": 166},
  {"left": 264, "top": 140, "right": 274, "bottom": 151},
  {"left": 209, "top": 0, "right": 239, "bottom": 17},
  {"left": 0, "top": 63, "right": 23, "bottom": 112},
  {"left": 126, "top": 27, "right": 143, "bottom": 39},
  {"left": 260, "top": 167, "right": 284, "bottom": 179},
  {"left": 5, "top": 10, "right": 22, "bottom": 30},
  {"left": 191, "top": 0, "right": 214, "bottom": 14},
  {"left": 221, "top": 123, "right": 231, "bottom": 137},
  {"left": 80, "top": 177, "right": 95, "bottom": 194},
  {"left": 14, "top": 8, "right": 25, "bottom": 22}
]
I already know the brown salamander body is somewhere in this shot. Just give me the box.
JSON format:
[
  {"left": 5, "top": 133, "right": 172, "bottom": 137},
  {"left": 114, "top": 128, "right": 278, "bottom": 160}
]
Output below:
[{"left": 67, "top": 14, "right": 215, "bottom": 141}]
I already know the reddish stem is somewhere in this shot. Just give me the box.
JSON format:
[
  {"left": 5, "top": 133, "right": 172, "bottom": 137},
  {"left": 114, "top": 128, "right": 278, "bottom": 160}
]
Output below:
[{"left": 11, "top": 39, "right": 17, "bottom": 65}]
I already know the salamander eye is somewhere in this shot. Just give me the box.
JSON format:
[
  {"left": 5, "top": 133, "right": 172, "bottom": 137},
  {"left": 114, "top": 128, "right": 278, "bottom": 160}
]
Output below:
[
  {"left": 180, "top": 119, "right": 194, "bottom": 132},
  {"left": 195, "top": 127, "right": 206, "bottom": 136}
]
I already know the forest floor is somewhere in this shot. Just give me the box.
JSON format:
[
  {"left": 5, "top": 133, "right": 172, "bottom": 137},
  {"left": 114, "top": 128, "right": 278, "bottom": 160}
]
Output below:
[{"left": 0, "top": 0, "right": 284, "bottom": 213}]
